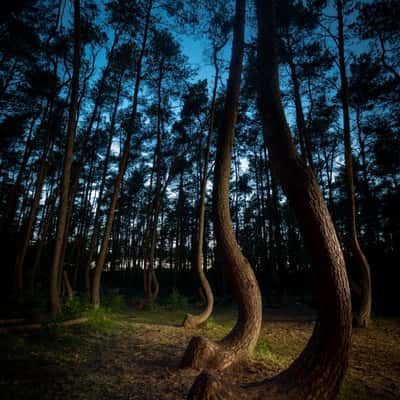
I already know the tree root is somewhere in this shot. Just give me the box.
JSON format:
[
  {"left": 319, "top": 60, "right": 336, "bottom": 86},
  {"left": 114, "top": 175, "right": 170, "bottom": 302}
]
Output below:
[
  {"left": 187, "top": 372, "right": 239, "bottom": 400},
  {"left": 182, "top": 313, "right": 198, "bottom": 328},
  {"left": 180, "top": 336, "right": 222, "bottom": 370},
  {"left": 187, "top": 372, "right": 302, "bottom": 400}
]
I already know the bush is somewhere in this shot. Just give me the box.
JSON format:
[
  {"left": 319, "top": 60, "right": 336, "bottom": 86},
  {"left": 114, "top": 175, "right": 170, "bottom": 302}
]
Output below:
[
  {"left": 62, "top": 295, "right": 90, "bottom": 319},
  {"left": 82, "top": 307, "right": 117, "bottom": 333}
]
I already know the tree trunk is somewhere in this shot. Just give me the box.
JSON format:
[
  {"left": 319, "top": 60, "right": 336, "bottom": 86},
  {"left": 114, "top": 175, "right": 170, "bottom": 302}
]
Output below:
[
  {"left": 337, "top": 0, "right": 372, "bottom": 328},
  {"left": 49, "top": 0, "right": 81, "bottom": 316},
  {"left": 15, "top": 136, "right": 51, "bottom": 303},
  {"left": 187, "top": 0, "right": 352, "bottom": 398},
  {"left": 144, "top": 56, "right": 164, "bottom": 305},
  {"left": 92, "top": 0, "right": 153, "bottom": 309},
  {"left": 287, "top": 40, "right": 315, "bottom": 171},
  {"left": 3, "top": 112, "right": 39, "bottom": 235},
  {"left": 183, "top": 46, "right": 221, "bottom": 328},
  {"left": 85, "top": 84, "right": 121, "bottom": 296},
  {"left": 30, "top": 186, "right": 58, "bottom": 294},
  {"left": 181, "top": 0, "right": 262, "bottom": 371},
  {"left": 63, "top": 271, "right": 73, "bottom": 302},
  {"left": 355, "top": 107, "right": 376, "bottom": 248}
]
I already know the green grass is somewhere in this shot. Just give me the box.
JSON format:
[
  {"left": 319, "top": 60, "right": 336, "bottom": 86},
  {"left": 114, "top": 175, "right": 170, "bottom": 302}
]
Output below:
[
  {"left": 254, "top": 338, "right": 288, "bottom": 367},
  {"left": 1, "top": 303, "right": 398, "bottom": 400}
]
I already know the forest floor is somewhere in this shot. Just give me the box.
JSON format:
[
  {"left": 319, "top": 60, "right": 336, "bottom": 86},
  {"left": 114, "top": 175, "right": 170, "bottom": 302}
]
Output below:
[{"left": 0, "top": 302, "right": 399, "bottom": 399}]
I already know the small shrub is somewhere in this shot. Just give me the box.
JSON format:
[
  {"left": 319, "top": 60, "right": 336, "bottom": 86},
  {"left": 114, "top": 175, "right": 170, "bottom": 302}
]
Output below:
[
  {"left": 83, "top": 307, "right": 117, "bottom": 333},
  {"left": 62, "top": 295, "right": 90, "bottom": 319}
]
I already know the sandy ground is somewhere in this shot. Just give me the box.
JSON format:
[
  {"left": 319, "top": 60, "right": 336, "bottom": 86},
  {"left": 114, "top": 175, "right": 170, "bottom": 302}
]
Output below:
[{"left": 1, "top": 306, "right": 399, "bottom": 399}]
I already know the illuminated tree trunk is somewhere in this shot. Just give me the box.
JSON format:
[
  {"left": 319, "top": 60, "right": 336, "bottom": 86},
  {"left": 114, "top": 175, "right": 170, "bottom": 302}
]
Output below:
[
  {"left": 187, "top": 0, "right": 351, "bottom": 398},
  {"left": 337, "top": 0, "right": 372, "bottom": 327},
  {"left": 181, "top": 0, "right": 263, "bottom": 371}
]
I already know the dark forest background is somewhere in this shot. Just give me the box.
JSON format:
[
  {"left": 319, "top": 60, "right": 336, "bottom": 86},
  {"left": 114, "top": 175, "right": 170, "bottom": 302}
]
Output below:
[{"left": 0, "top": 0, "right": 399, "bottom": 317}]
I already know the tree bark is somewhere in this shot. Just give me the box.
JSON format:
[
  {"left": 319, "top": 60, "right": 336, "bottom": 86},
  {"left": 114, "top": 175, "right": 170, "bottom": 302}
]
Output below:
[
  {"left": 92, "top": 0, "right": 153, "bottom": 309},
  {"left": 337, "top": 0, "right": 372, "bottom": 328},
  {"left": 187, "top": 0, "right": 352, "bottom": 398},
  {"left": 183, "top": 47, "right": 221, "bottom": 328},
  {"left": 85, "top": 74, "right": 122, "bottom": 296},
  {"left": 3, "top": 112, "right": 38, "bottom": 235},
  {"left": 15, "top": 135, "right": 51, "bottom": 302},
  {"left": 30, "top": 186, "right": 58, "bottom": 294},
  {"left": 286, "top": 39, "right": 315, "bottom": 171},
  {"left": 181, "top": 0, "right": 263, "bottom": 371},
  {"left": 49, "top": 0, "right": 81, "bottom": 316},
  {"left": 63, "top": 271, "right": 73, "bottom": 302}
]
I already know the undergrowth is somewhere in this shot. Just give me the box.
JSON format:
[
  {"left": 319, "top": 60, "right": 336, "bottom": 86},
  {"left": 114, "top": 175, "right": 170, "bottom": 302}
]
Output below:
[{"left": 254, "top": 339, "right": 286, "bottom": 367}]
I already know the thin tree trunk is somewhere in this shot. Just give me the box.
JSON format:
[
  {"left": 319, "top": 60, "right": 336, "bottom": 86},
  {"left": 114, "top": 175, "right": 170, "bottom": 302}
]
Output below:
[
  {"left": 182, "top": 46, "right": 221, "bottom": 328},
  {"left": 145, "top": 166, "right": 176, "bottom": 304},
  {"left": 187, "top": 1, "right": 352, "bottom": 398},
  {"left": 63, "top": 271, "right": 73, "bottom": 301},
  {"left": 3, "top": 112, "right": 39, "bottom": 234},
  {"left": 15, "top": 136, "right": 51, "bottom": 302},
  {"left": 92, "top": 0, "right": 153, "bottom": 309},
  {"left": 355, "top": 107, "right": 375, "bottom": 248},
  {"left": 49, "top": 0, "right": 81, "bottom": 315},
  {"left": 181, "top": 0, "right": 262, "bottom": 372},
  {"left": 287, "top": 40, "right": 315, "bottom": 170},
  {"left": 54, "top": 22, "right": 119, "bottom": 293},
  {"left": 270, "top": 171, "right": 287, "bottom": 305},
  {"left": 337, "top": 0, "right": 372, "bottom": 328},
  {"left": 144, "top": 56, "right": 164, "bottom": 304},
  {"left": 30, "top": 186, "right": 58, "bottom": 294},
  {"left": 85, "top": 74, "right": 122, "bottom": 295}
]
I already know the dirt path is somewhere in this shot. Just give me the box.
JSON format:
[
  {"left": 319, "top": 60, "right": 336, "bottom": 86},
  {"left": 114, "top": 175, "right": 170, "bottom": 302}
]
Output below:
[{"left": 1, "top": 307, "right": 399, "bottom": 399}]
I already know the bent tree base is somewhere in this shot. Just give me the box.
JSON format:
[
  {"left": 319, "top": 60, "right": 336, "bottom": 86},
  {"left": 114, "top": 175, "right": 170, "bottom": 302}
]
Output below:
[
  {"left": 185, "top": 0, "right": 352, "bottom": 397},
  {"left": 182, "top": 283, "right": 214, "bottom": 328},
  {"left": 181, "top": 337, "right": 221, "bottom": 370},
  {"left": 188, "top": 372, "right": 237, "bottom": 400},
  {"left": 180, "top": 0, "right": 262, "bottom": 372},
  {"left": 180, "top": 320, "right": 261, "bottom": 371}
]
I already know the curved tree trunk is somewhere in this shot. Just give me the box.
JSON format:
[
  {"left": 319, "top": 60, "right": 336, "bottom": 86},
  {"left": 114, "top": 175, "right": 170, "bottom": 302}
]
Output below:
[
  {"left": 182, "top": 47, "right": 221, "bottom": 328},
  {"left": 181, "top": 0, "right": 263, "bottom": 371},
  {"left": 187, "top": 0, "right": 352, "bottom": 398},
  {"left": 49, "top": 0, "right": 81, "bottom": 316},
  {"left": 337, "top": 0, "right": 372, "bottom": 328}
]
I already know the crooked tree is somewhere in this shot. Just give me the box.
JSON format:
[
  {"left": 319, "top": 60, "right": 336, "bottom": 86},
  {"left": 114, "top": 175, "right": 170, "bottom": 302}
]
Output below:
[
  {"left": 181, "top": 0, "right": 263, "bottom": 371},
  {"left": 187, "top": 0, "right": 352, "bottom": 398},
  {"left": 336, "top": 0, "right": 372, "bottom": 327},
  {"left": 182, "top": 51, "right": 220, "bottom": 328}
]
